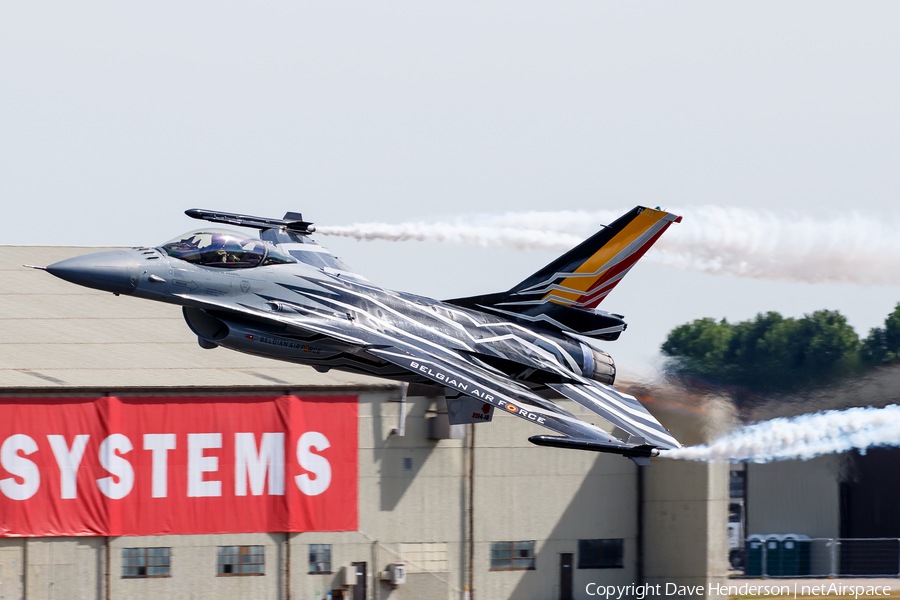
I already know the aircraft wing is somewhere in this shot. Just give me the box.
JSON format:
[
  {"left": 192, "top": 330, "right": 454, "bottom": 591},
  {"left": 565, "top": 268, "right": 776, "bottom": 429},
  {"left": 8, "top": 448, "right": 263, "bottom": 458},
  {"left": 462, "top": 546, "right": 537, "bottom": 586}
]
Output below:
[
  {"left": 172, "top": 294, "right": 677, "bottom": 460},
  {"left": 548, "top": 381, "right": 681, "bottom": 450},
  {"left": 170, "top": 293, "right": 372, "bottom": 346},
  {"left": 367, "top": 344, "right": 627, "bottom": 444}
]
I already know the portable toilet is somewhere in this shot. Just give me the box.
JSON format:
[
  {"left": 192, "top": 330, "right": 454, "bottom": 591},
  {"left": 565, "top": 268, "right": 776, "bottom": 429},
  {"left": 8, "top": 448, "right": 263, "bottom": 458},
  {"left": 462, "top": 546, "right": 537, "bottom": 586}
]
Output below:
[
  {"left": 781, "top": 534, "right": 811, "bottom": 576},
  {"left": 765, "top": 535, "right": 784, "bottom": 577},
  {"left": 745, "top": 535, "right": 765, "bottom": 576}
]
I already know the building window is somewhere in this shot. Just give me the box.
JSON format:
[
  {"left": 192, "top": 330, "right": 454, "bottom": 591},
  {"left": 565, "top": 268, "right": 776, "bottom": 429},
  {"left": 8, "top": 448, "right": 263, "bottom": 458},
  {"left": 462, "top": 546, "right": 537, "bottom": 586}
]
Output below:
[
  {"left": 730, "top": 470, "right": 745, "bottom": 498},
  {"left": 399, "top": 542, "right": 450, "bottom": 573},
  {"left": 309, "top": 544, "right": 332, "bottom": 574},
  {"left": 217, "top": 545, "right": 265, "bottom": 576},
  {"left": 490, "top": 541, "right": 535, "bottom": 571},
  {"left": 122, "top": 547, "right": 171, "bottom": 578},
  {"left": 578, "top": 539, "right": 624, "bottom": 569}
]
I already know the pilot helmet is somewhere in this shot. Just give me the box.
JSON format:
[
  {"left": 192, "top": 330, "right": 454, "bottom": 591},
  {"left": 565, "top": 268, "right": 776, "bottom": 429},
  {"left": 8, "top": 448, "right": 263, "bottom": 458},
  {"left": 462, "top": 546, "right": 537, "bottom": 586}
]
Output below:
[{"left": 210, "top": 232, "right": 229, "bottom": 248}]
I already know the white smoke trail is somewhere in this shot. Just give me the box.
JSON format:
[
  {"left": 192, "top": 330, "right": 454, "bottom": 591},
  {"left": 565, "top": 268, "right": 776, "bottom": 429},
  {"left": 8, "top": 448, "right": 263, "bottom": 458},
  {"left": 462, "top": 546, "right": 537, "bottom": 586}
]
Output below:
[
  {"left": 661, "top": 404, "right": 900, "bottom": 463},
  {"left": 319, "top": 222, "right": 584, "bottom": 252},
  {"left": 318, "top": 206, "right": 900, "bottom": 285}
]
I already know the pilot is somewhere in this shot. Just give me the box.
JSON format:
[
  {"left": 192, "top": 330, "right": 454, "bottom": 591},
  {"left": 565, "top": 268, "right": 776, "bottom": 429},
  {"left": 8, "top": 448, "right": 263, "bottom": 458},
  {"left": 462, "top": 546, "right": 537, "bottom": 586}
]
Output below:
[{"left": 208, "top": 233, "right": 244, "bottom": 265}]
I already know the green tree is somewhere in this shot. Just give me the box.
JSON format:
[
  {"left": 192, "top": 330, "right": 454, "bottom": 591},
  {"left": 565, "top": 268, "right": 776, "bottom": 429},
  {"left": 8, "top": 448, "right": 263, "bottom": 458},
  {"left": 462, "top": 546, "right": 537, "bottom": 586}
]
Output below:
[
  {"left": 660, "top": 317, "right": 734, "bottom": 384},
  {"left": 660, "top": 317, "right": 732, "bottom": 364},
  {"left": 797, "top": 310, "right": 860, "bottom": 371},
  {"left": 662, "top": 309, "right": 861, "bottom": 393},
  {"left": 723, "top": 312, "right": 786, "bottom": 384},
  {"left": 862, "top": 303, "right": 900, "bottom": 364}
]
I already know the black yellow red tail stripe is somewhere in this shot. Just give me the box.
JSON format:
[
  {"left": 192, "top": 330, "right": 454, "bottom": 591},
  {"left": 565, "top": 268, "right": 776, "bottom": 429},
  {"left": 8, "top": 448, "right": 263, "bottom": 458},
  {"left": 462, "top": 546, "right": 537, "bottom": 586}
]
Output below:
[
  {"left": 506, "top": 206, "right": 681, "bottom": 308},
  {"left": 445, "top": 206, "right": 681, "bottom": 336}
]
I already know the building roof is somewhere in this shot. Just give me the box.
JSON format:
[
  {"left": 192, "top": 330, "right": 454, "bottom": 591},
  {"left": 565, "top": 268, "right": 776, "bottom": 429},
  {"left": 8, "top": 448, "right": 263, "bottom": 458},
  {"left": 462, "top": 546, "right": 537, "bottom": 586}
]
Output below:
[{"left": 1, "top": 246, "right": 393, "bottom": 393}]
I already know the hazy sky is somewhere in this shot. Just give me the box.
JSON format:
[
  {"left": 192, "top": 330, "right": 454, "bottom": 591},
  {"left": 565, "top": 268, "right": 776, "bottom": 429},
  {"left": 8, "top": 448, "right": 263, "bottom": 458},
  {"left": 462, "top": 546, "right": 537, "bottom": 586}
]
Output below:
[{"left": 3, "top": 2, "right": 899, "bottom": 379}]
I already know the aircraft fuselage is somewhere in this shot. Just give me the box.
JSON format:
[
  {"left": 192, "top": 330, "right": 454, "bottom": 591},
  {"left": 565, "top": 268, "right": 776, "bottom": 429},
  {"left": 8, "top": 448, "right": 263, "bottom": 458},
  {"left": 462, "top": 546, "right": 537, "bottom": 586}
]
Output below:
[{"left": 47, "top": 245, "right": 615, "bottom": 390}]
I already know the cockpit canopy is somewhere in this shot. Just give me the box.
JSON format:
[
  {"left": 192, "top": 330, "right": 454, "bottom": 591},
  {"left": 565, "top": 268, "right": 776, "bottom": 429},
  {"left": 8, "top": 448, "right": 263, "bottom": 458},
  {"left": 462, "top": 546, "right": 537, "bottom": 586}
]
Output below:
[{"left": 161, "top": 229, "right": 295, "bottom": 269}]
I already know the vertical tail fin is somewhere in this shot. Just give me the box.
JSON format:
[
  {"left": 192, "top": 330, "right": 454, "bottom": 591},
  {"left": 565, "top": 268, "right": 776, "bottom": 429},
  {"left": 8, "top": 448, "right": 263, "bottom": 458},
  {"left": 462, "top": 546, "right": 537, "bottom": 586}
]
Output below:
[
  {"left": 447, "top": 207, "right": 681, "bottom": 334},
  {"left": 503, "top": 206, "right": 680, "bottom": 309}
]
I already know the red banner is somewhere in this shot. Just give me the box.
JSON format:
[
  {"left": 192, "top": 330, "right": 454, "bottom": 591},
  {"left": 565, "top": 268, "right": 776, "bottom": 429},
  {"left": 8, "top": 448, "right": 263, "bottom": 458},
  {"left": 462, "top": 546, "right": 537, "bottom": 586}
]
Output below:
[{"left": 0, "top": 395, "right": 358, "bottom": 537}]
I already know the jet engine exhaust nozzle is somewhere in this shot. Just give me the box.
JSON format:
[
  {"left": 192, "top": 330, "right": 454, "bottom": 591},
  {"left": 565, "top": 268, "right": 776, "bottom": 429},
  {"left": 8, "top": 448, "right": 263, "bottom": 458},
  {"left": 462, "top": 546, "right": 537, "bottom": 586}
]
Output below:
[
  {"left": 46, "top": 250, "right": 140, "bottom": 295},
  {"left": 579, "top": 344, "right": 616, "bottom": 385}
]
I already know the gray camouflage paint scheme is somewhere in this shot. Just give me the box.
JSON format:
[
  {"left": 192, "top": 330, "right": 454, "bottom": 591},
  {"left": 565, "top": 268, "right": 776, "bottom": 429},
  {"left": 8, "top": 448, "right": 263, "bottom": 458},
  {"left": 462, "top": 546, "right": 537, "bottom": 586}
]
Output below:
[{"left": 40, "top": 209, "right": 681, "bottom": 464}]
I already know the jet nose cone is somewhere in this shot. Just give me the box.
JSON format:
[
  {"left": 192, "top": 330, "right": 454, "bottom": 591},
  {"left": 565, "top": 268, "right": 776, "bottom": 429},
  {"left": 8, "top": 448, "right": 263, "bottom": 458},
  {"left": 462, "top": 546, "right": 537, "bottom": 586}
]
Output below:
[{"left": 46, "top": 250, "right": 140, "bottom": 295}]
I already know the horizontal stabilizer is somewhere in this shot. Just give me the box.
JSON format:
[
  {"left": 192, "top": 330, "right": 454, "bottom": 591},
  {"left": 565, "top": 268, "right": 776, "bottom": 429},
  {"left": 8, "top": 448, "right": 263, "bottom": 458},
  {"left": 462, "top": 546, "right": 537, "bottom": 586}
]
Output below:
[
  {"left": 549, "top": 381, "right": 681, "bottom": 450},
  {"left": 448, "top": 296, "right": 628, "bottom": 340}
]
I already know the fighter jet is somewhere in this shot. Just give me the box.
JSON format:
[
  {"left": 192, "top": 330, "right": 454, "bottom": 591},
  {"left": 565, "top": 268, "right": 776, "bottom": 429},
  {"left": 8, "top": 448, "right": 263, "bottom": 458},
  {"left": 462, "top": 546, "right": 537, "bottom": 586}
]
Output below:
[{"left": 34, "top": 206, "right": 683, "bottom": 465}]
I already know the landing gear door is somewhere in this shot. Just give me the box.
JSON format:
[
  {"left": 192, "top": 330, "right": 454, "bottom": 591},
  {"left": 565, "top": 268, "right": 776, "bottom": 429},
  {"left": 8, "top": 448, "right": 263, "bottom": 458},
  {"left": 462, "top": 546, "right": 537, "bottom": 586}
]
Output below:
[{"left": 446, "top": 392, "right": 494, "bottom": 425}]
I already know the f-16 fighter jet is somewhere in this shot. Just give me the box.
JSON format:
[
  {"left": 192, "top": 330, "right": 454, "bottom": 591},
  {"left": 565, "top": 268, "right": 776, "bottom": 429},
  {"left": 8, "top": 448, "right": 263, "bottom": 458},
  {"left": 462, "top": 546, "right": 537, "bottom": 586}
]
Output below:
[{"left": 35, "top": 206, "right": 683, "bottom": 465}]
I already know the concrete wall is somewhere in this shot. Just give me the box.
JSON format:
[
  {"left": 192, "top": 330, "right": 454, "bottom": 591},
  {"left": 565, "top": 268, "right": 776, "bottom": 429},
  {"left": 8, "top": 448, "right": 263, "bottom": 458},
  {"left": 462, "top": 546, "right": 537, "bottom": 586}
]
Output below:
[
  {"left": 0, "top": 538, "right": 25, "bottom": 600},
  {"left": 23, "top": 537, "right": 105, "bottom": 600},
  {"left": 111, "top": 534, "right": 282, "bottom": 600},
  {"left": 746, "top": 455, "right": 841, "bottom": 539},
  {"left": 472, "top": 413, "right": 639, "bottom": 600},
  {"left": 644, "top": 460, "right": 730, "bottom": 600}
]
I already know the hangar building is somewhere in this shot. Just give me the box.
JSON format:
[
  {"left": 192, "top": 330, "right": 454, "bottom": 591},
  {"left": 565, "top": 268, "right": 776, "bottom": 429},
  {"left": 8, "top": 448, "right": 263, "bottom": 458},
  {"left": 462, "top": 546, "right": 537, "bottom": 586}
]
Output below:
[
  {"left": 0, "top": 246, "right": 728, "bottom": 600},
  {"left": 740, "top": 442, "right": 900, "bottom": 576}
]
